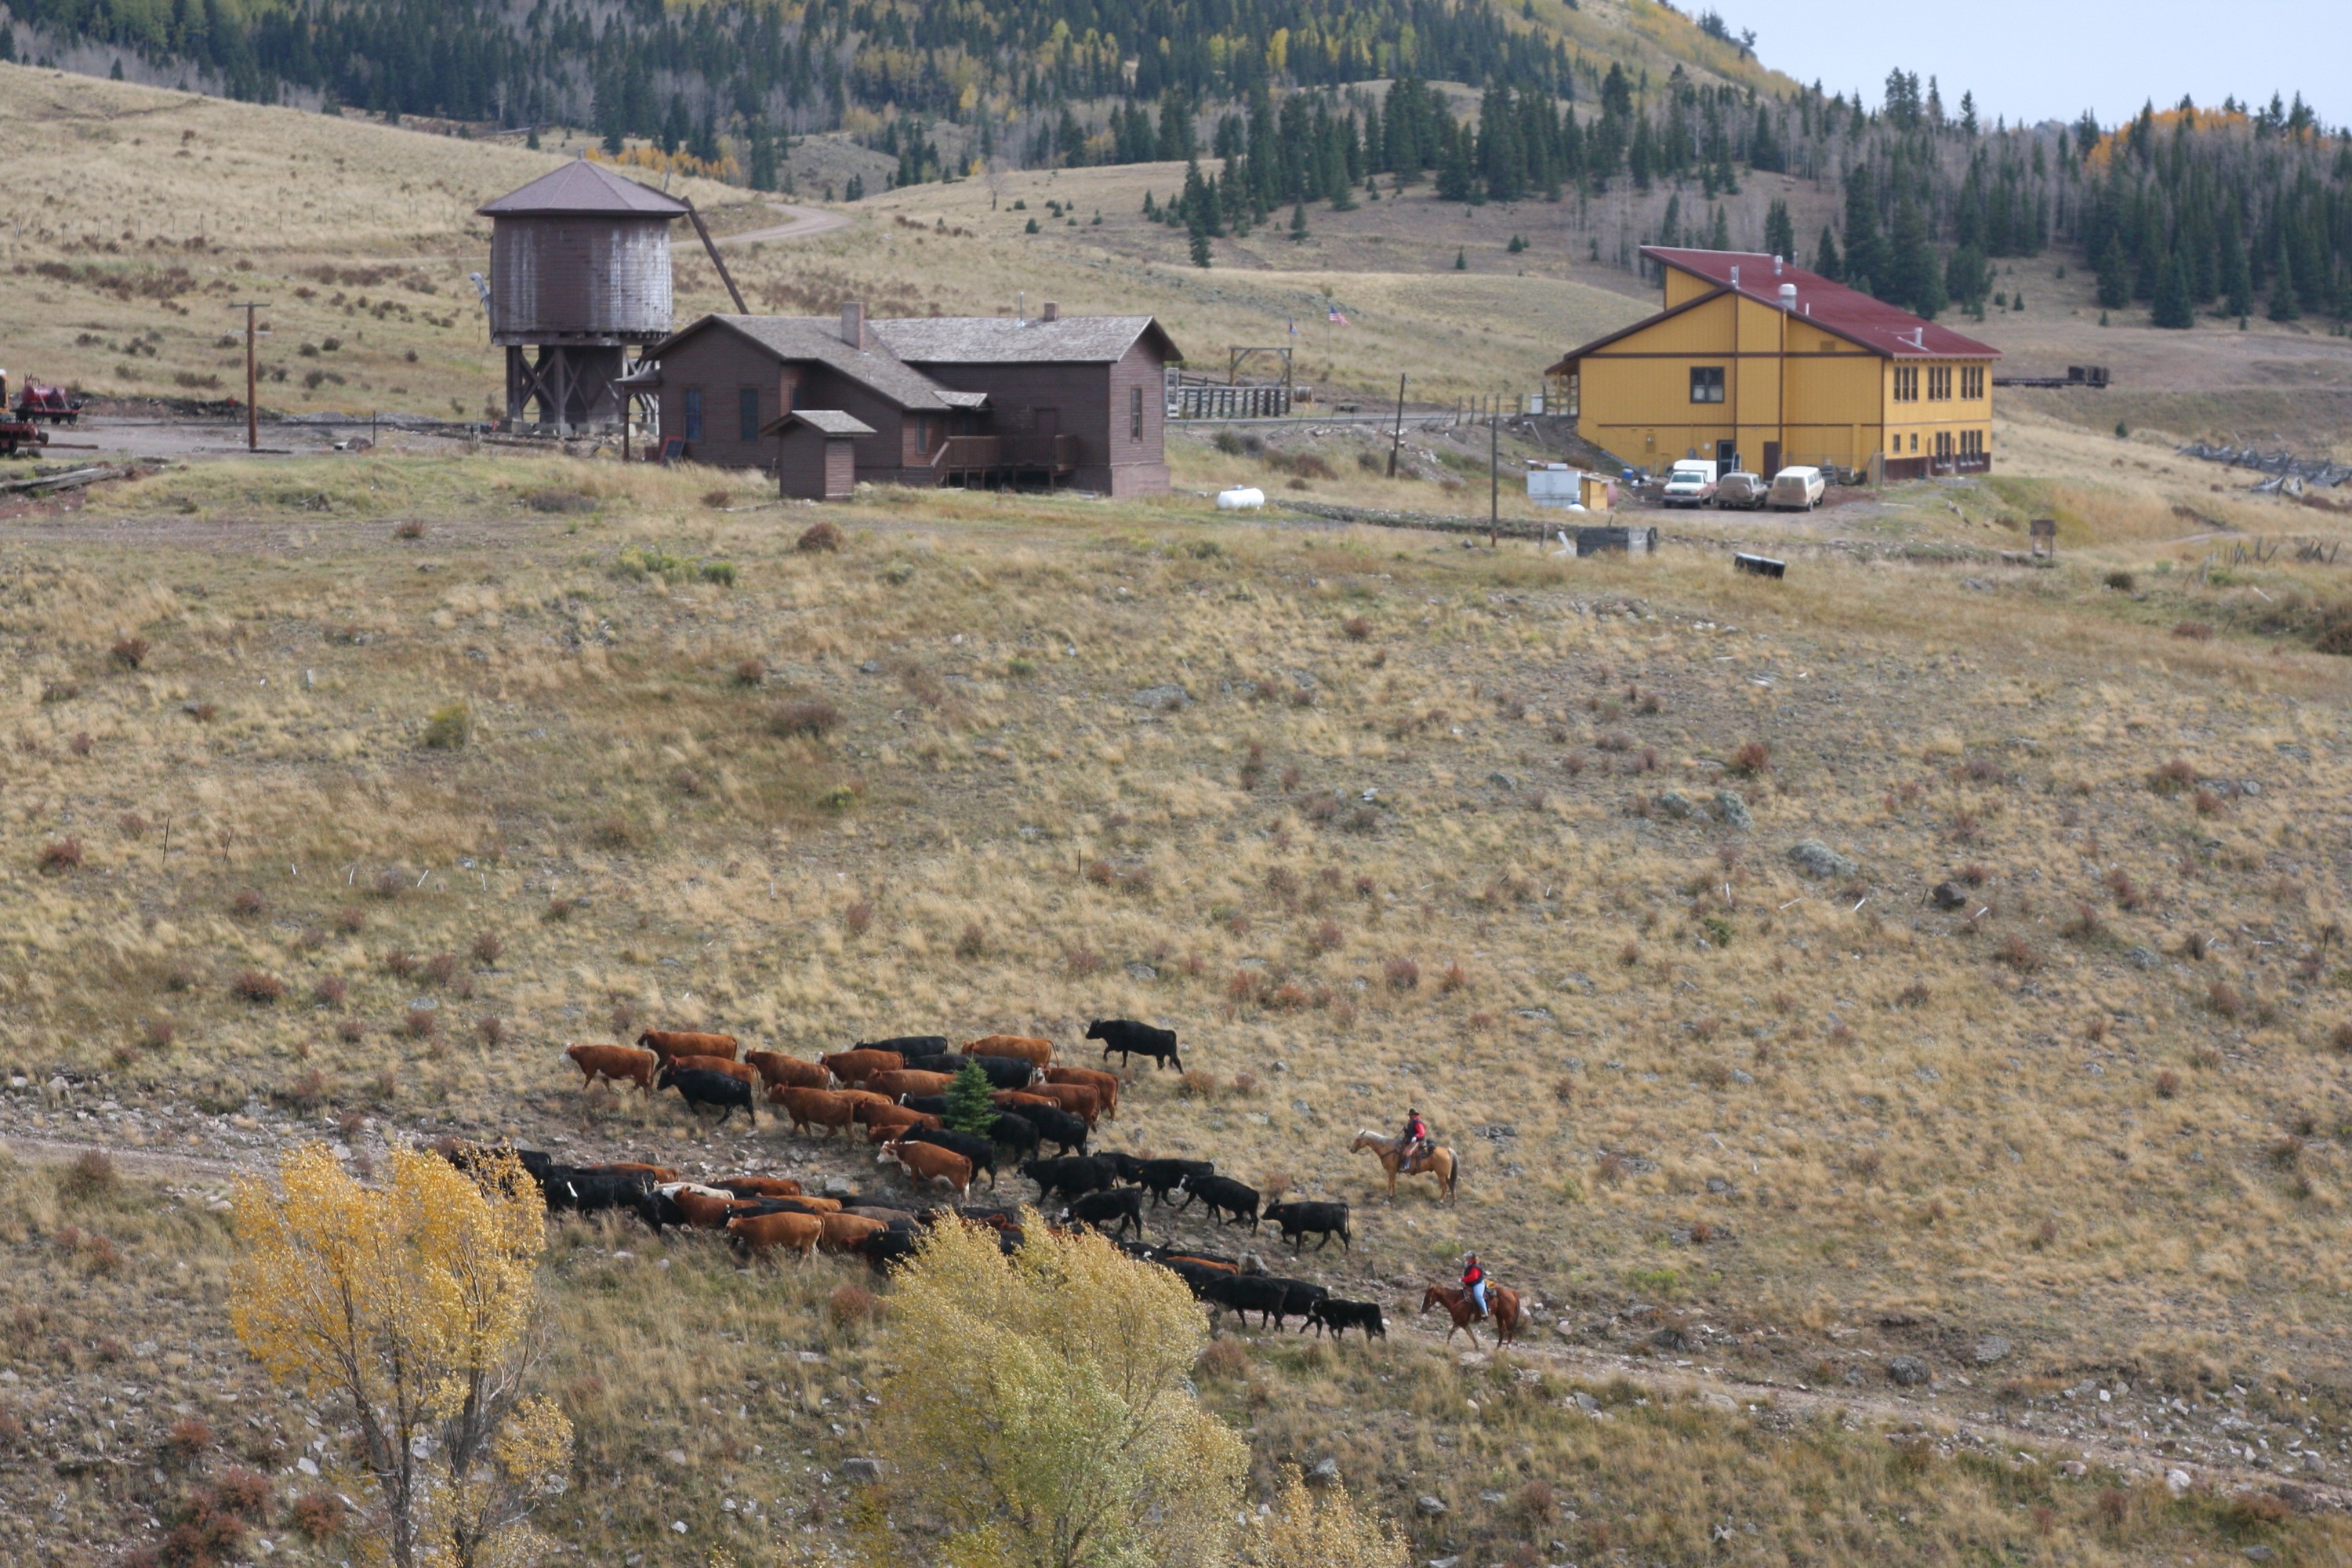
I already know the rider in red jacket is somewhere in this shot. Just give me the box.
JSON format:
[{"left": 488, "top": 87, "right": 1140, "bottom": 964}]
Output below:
[
  {"left": 1401, "top": 1108, "right": 1431, "bottom": 1163},
  {"left": 1461, "top": 1254, "right": 1488, "bottom": 1317}
]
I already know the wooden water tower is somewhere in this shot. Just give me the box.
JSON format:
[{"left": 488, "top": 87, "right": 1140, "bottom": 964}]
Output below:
[{"left": 478, "top": 158, "right": 687, "bottom": 432}]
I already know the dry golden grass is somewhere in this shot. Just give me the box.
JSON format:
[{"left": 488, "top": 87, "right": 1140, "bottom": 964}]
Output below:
[
  {"left": 6, "top": 1151, "right": 2348, "bottom": 1568},
  {"left": 3, "top": 451, "right": 2349, "bottom": 1390}
]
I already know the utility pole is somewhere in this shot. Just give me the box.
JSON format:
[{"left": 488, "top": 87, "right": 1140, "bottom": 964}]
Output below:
[
  {"left": 1489, "top": 388, "right": 1500, "bottom": 546},
  {"left": 1386, "top": 372, "right": 1407, "bottom": 477},
  {"left": 230, "top": 302, "right": 270, "bottom": 452}
]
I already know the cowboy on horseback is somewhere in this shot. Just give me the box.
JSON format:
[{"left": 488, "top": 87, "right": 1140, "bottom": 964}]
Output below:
[
  {"left": 1460, "top": 1254, "right": 1488, "bottom": 1319},
  {"left": 1400, "top": 1107, "right": 1432, "bottom": 1166}
]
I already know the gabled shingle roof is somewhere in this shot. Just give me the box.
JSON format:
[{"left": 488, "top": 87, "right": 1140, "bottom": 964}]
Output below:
[
  {"left": 869, "top": 314, "right": 1181, "bottom": 365},
  {"left": 652, "top": 315, "right": 962, "bottom": 412},
  {"left": 765, "top": 409, "right": 875, "bottom": 437},
  {"left": 1639, "top": 248, "right": 2000, "bottom": 360},
  {"left": 478, "top": 157, "right": 690, "bottom": 218}
]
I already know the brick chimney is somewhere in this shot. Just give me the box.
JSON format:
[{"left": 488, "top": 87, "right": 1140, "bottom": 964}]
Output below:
[
  {"left": 1042, "top": 301, "right": 1059, "bottom": 322},
  {"left": 840, "top": 300, "right": 866, "bottom": 348}
]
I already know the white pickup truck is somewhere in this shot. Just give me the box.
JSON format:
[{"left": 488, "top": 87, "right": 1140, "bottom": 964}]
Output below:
[{"left": 1660, "top": 459, "right": 1719, "bottom": 507}]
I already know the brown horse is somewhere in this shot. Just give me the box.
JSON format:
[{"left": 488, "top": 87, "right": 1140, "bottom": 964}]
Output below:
[
  {"left": 1421, "top": 1284, "right": 1521, "bottom": 1348},
  {"left": 1350, "top": 1131, "right": 1459, "bottom": 1200}
]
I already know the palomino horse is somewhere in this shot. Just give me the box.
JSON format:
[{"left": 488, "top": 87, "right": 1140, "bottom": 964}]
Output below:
[
  {"left": 1349, "top": 1131, "right": 1459, "bottom": 1200},
  {"left": 1421, "top": 1284, "right": 1522, "bottom": 1348}
]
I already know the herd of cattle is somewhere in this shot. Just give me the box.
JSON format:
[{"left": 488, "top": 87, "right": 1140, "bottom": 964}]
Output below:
[{"left": 522, "top": 1018, "right": 1390, "bottom": 1341}]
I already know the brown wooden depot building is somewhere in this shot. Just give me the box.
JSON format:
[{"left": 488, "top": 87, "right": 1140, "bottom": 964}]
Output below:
[{"left": 630, "top": 302, "right": 1180, "bottom": 499}]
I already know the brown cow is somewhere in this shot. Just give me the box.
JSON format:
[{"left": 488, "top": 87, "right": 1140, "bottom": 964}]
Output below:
[
  {"left": 832, "top": 1087, "right": 895, "bottom": 1110},
  {"left": 774, "top": 1087, "right": 858, "bottom": 1138},
  {"left": 964, "top": 1034, "right": 1052, "bottom": 1069},
  {"left": 880, "top": 1140, "right": 973, "bottom": 1199},
  {"left": 727, "top": 1210, "right": 822, "bottom": 1260},
  {"left": 819, "top": 1049, "right": 904, "bottom": 1085},
  {"left": 1043, "top": 1065, "right": 1120, "bottom": 1120},
  {"left": 865, "top": 1114, "right": 944, "bottom": 1144},
  {"left": 855, "top": 1100, "right": 935, "bottom": 1131},
  {"left": 669, "top": 1054, "right": 761, "bottom": 1091},
  {"left": 564, "top": 1043, "right": 659, "bottom": 1093},
  {"left": 867, "top": 1069, "right": 953, "bottom": 1101},
  {"left": 818, "top": 1213, "right": 887, "bottom": 1251},
  {"left": 710, "top": 1175, "right": 803, "bottom": 1198},
  {"left": 638, "top": 1029, "right": 740, "bottom": 1063},
  {"left": 661, "top": 1184, "right": 750, "bottom": 1230},
  {"left": 1025, "top": 1082, "right": 1102, "bottom": 1127},
  {"left": 991, "top": 1090, "right": 1060, "bottom": 1111},
  {"left": 585, "top": 1161, "right": 681, "bottom": 1181},
  {"left": 744, "top": 1051, "right": 829, "bottom": 1091}
]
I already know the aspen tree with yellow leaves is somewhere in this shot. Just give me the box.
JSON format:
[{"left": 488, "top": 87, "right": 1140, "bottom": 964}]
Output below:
[
  {"left": 871, "top": 1212, "right": 1247, "bottom": 1568},
  {"left": 1238, "top": 1465, "right": 1410, "bottom": 1568},
  {"left": 229, "top": 1144, "right": 572, "bottom": 1568}
]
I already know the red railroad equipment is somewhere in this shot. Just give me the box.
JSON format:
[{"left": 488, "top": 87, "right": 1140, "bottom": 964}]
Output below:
[{"left": 0, "top": 370, "right": 53, "bottom": 458}]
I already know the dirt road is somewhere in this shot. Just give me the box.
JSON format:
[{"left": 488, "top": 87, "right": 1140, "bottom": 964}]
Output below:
[{"left": 712, "top": 201, "right": 851, "bottom": 247}]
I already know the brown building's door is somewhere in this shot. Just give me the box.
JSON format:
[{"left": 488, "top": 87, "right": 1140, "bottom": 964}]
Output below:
[{"left": 1762, "top": 441, "right": 1780, "bottom": 476}]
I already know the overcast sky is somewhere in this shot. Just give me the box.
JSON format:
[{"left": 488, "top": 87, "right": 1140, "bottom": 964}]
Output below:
[{"left": 1733, "top": 0, "right": 2347, "bottom": 132}]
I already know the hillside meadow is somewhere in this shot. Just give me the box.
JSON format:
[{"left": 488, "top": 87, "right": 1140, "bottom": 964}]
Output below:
[{"left": 2, "top": 438, "right": 2351, "bottom": 1560}]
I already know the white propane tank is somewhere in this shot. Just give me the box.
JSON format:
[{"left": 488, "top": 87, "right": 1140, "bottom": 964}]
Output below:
[{"left": 1215, "top": 486, "right": 1265, "bottom": 510}]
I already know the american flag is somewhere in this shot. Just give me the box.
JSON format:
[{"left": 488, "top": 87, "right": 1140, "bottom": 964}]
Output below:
[{"left": 1327, "top": 304, "right": 1350, "bottom": 325}]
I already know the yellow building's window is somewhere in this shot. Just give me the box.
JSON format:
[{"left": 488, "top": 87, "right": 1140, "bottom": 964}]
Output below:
[
  {"left": 1929, "top": 366, "right": 1951, "bottom": 400},
  {"left": 1690, "top": 367, "right": 1726, "bottom": 404},
  {"left": 1962, "top": 365, "right": 1984, "bottom": 399},
  {"left": 1893, "top": 365, "right": 1918, "bottom": 401}
]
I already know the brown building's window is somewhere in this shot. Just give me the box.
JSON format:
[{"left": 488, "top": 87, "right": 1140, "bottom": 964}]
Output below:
[
  {"left": 682, "top": 387, "right": 703, "bottom": 441},
  {"left": 1689, "top": 366, "right": 1726, "bottom": 404},
  {"left": 739, "top": 387, "right": 760, "bottom": 443},
  {"left": 1131, "top": 385, "right": 1144, "bottom": 440}
]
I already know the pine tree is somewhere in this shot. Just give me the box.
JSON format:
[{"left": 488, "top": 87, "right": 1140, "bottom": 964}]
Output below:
[
  {"left": 1454, "top": 247, "right": 1467, "bottom": 270},
  {"left": 2151, "top": 249, "right": 2194, "bottom": 328},
  {"left": 1190, "top": 225, "right": 1213, "bottom": 268},
  {"left": 1885, "top": 193, "right": 1942, "bottom": 316},
  {"left": 945, "top": 1062, "right": 998, "bottom": 1136},
  {"left": 1707, "top": 204, "right": 1731, "bottom": 252},
  {"left": 2222, "top": 223, "right": 2253, "bottom": 318},
  {"left": 1763, "top": 198, "right": 1795, "bottom": 263},
  {"left": 2094, "top": 231, "right": 2131, "bottom": 310},
  {"left": 2267, "top": 241, "right": 2298, "bottom": 321},
  {"left": 1289, "top": 201, "right": 1308, "bottom": 242},
  {"left": 1812, "top": 225, "right": 1843, "bottom": 281},
  {"left": 1841, "top": 170, "right": 1885, "bottom": 296}
]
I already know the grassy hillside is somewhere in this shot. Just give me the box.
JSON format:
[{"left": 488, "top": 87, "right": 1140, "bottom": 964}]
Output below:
[{"left": 3, "top": 429, "right": 2352, "bottom": 1557}]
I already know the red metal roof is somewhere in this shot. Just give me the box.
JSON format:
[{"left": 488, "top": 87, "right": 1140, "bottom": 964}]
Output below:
[
  {"left": 477, "top": 157, "right": 689, "bottom": 219},
  {"left": 1640, "top": 248, "right": 2000, "bottom": 360}
]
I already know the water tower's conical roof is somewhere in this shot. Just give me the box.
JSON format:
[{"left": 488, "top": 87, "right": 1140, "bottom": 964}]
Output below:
[{"left": 477, "top": 156, "right": 690, "bottom": 218}]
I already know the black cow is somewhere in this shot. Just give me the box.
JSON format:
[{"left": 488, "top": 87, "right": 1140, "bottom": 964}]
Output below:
[
  {"left": 902, "top": 1052, "right": 969, "bottom": 1076},
  {"left": 1018, "top": 1102, "right": 1090, "bottom": 1157},
  {"left": 985, "top": 1111, "right": 1040, "bottom": 1161},
  {"left": 1273, "top": 1278, "right": 1329, "bottom": 1325},
  {"left": 1262, "top": 1200, "right": 1352, "bottom": 1254},
  {"left": 1061, "top": 1186, "right": 1146, "bottom": 1238},
  {"left": 1163, "top": 1258, "right": 1232, "bottom": 1298},
  {"left": 1091, "top": 1151, "right": 1146, "bottom": 1183},
  {"left": 1087, "top": 1018, "right": 1183, "bottom": 1072},
  {"left": 969, "top": 1054, "right": 1040, "bottom": 1091},
  {"left": 851, "top": 1228, "right": 922, "bottom": 1271},
  {"left": 657, "top": 1064, "right": 757, "bottom": 1127},
  {"left": 1138, "top": 1159, "right": 1214, "bottom": 1207},
  {"left": 900, "top": 1095, "right": 951, "bottom": 1117},
  {"left": 858, "top": 1035, "right": 949, "bottom": 1055},
  {"left": 1200, "top": 1272, "right": 1295, "bottom": 1328},
  {"left": 1178, "top": 1174, "right": 1260, "bottom": 1230},
  {"left": 1022, "top": 1156, "right": 1112, "bottom": 1202},
  {"left": 1305, "top": 1298, "right": 1385, "bottom": 1341},
  {"left": 898, "top": 1127, "right": 998, "bottom": 1188},
  {"left": 539, "top": 1166, "right": 655, "bottom": 1216}
]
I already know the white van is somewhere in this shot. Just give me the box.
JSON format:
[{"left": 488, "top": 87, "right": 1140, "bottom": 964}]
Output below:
[{"left": 1768, "top": 466, "right": 1826, "bottom": 510}]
